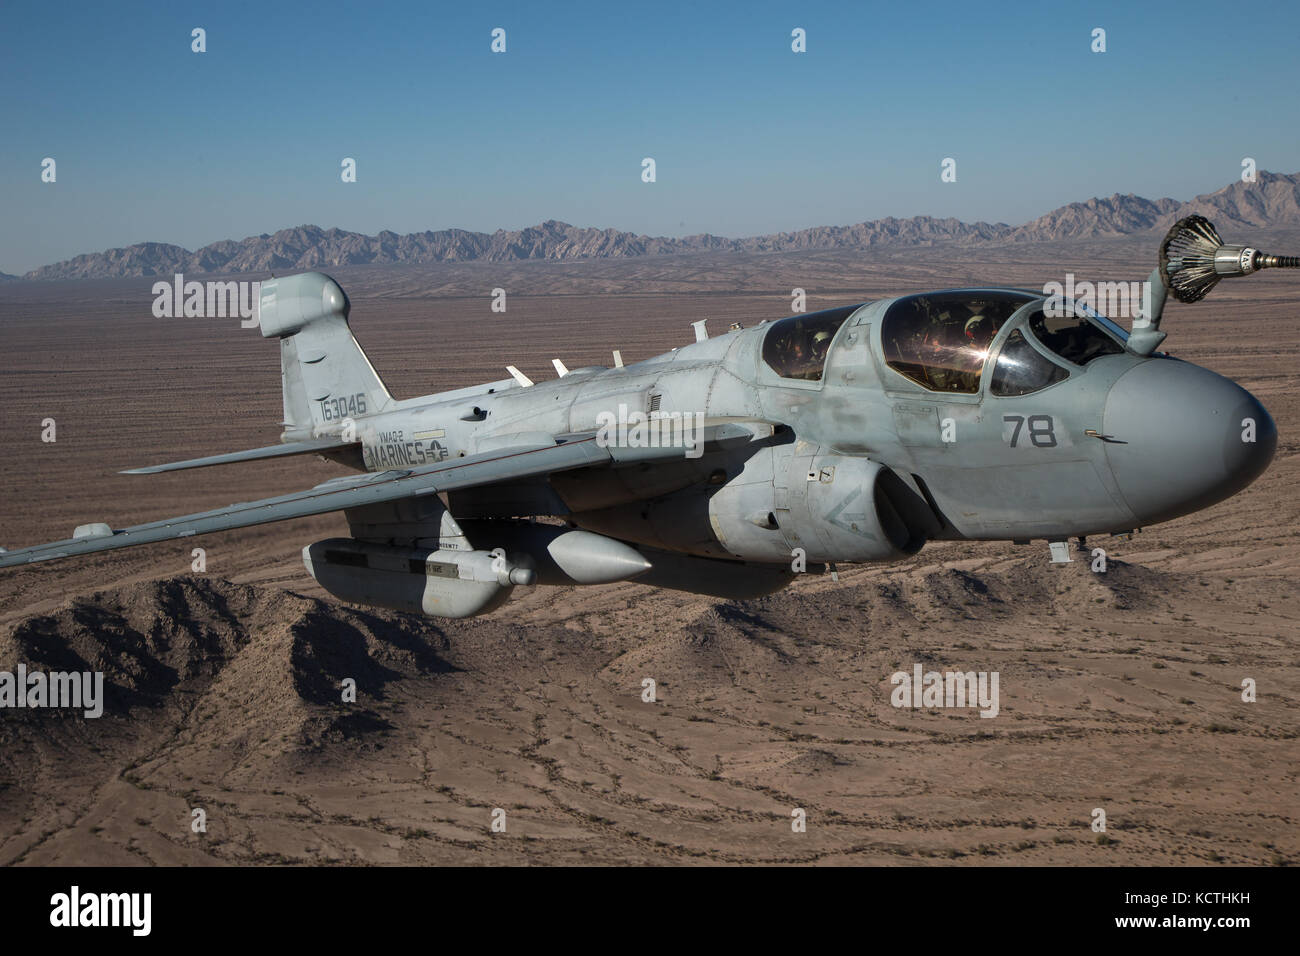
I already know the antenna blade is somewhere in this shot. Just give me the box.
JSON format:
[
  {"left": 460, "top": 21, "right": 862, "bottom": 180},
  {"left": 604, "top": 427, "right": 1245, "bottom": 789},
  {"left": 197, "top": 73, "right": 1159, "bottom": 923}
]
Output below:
[{"left": 506, "top": 365, "right": 534, "bottom": 387}]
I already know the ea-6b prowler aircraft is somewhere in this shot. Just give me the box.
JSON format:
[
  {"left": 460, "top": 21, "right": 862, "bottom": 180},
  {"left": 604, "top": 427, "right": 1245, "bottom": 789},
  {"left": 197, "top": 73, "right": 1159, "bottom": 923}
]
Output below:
[{"left": 0, "top": 217, "right": 1294, "bottom": 617}]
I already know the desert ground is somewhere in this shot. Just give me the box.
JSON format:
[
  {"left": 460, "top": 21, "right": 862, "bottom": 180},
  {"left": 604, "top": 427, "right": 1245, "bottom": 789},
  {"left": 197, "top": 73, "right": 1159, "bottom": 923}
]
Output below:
[{"left": 0, "top": 238, "right": 1296, "bottom": 865}]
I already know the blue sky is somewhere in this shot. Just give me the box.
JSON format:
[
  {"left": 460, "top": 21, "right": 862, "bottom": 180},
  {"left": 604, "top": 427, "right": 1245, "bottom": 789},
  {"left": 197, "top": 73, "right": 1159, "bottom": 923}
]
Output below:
[{"left": 2, "top": 0, "right": 1297, "bottom": 273}]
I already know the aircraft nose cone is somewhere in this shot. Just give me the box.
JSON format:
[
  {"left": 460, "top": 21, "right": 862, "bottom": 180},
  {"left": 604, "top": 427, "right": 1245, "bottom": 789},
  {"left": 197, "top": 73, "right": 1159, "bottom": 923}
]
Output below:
[{"left": 1102, "top": 359, "right": 1276, "bottom": 525}]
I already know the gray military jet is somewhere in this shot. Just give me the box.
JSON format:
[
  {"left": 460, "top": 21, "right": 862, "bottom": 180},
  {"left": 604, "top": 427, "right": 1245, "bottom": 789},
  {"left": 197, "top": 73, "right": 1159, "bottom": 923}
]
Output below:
[{"left": 1, "top": 217, "right": 1294, "bottom": 617}]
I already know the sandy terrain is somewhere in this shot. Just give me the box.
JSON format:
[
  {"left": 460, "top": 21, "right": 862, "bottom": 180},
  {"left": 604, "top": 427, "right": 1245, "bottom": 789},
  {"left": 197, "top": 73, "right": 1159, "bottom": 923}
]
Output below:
[{"left": 0, "top": 240, "right": 1296, "bottom": 865}]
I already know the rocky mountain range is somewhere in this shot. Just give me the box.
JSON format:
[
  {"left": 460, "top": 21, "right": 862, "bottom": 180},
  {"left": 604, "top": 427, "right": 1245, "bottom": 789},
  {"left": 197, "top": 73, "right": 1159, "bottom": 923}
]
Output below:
[{"left": 19, "top": 170, "right": 1300, "bottom": 280}]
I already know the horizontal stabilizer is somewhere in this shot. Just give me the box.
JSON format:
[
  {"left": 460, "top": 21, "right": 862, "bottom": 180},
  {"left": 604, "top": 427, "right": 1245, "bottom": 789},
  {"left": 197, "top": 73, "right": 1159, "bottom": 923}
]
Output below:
[{"left": 121, "top": 438, "right": 357, "bottom": 475}]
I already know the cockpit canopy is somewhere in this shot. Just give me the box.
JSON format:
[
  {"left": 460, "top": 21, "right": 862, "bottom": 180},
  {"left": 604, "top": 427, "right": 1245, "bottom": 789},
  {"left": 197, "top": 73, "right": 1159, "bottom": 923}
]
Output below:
[
  {"left": 761, "top": 305, "right": 859, "bottom": 381},
  {"left": 881, "top": 291, "right": 1037, "bottom": 393},
  {"left": 760, "top": 291, "right": 1130, "bottom": 395},
  {"left": 882, "top": 291, "right": 1129, "bottom": 396}
]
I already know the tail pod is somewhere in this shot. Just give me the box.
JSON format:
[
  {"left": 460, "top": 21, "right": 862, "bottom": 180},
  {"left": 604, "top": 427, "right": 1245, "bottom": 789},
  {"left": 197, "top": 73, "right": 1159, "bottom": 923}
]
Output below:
[{"left": 258, "top": 272, "right": 393, "bottom": 440}]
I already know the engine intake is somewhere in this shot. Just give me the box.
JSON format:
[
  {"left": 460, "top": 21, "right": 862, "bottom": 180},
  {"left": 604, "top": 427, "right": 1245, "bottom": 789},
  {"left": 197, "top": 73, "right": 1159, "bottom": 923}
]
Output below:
[
  {"left": 777, "top": 456, "right": 933, "bottom": 563},
  {"left": 571, "top": 450, "right": 936, "bottom": 565}
]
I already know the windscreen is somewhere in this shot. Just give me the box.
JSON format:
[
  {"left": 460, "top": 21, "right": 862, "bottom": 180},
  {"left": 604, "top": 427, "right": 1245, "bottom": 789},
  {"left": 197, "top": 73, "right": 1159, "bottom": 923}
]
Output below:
[
  {"left": 990, "top": 329, "right": 1069, "bottom": 396},
  {"left": 881, "top": 292, "right": 1037, "bottom": 393}
]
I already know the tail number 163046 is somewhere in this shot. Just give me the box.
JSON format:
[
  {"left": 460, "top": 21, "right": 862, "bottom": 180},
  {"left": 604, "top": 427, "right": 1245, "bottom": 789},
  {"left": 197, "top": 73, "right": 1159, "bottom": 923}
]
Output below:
[{"left": 321, "top": 393, "right": 367, "bottom": 421}]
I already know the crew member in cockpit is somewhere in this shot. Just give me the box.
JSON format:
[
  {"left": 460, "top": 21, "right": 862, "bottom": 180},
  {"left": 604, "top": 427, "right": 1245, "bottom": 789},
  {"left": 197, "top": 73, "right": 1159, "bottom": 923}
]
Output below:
[
  {"left": 964, "top": 312, "right": 995, "bottom": 347},
  {"left": 809, "top": 329, "right": 833, "bottom": 364},
  {"left": 787, "top": 335, "right": 808, "bottom": 372},
  {"left": 957, "top": 312, "right": 998, "bottom": 391}
]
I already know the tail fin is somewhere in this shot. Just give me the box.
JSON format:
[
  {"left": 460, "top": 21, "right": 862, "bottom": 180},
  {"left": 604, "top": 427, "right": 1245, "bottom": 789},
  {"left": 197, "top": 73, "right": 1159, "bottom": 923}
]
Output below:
[{"left": 258, "top": 272, "right": 393, "bottom": 440}]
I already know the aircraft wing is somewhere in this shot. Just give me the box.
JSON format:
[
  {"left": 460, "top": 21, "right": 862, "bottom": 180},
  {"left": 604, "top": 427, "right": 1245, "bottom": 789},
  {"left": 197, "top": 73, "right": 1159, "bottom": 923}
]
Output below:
[
  {"left": 119, "top": 438, "right": 358, "bottom": 474},
  {"left": 0, "top": 437, "right": 615, "bottom": 569}
]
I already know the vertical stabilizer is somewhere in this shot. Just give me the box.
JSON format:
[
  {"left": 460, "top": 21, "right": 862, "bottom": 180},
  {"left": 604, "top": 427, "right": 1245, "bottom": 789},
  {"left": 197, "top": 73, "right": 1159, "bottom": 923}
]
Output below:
[{"left": 258, "top": 272, "right": 393, "bottom": 440}]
